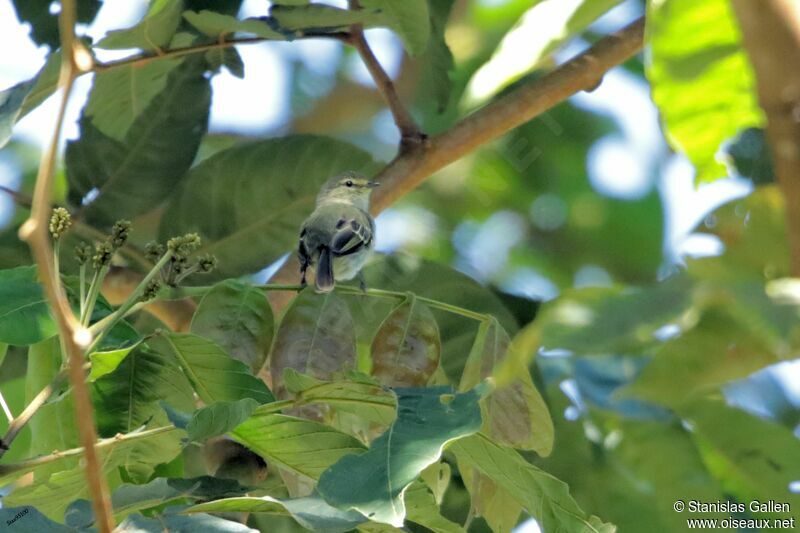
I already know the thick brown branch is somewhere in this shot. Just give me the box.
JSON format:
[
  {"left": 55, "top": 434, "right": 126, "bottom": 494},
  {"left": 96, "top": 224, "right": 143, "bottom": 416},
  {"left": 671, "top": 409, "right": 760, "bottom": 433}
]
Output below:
[
  {"left": 16, "top": 1, "right": 115, "bottom": 530},
  {"left": 268, "top": 17, "right": 645, "bottom": 310},
  {"left": 732, "top": 0, "right": 800, "bottom": 275},
  {"left": 348, "top": 0, "right": 423, "bottom": 147}
]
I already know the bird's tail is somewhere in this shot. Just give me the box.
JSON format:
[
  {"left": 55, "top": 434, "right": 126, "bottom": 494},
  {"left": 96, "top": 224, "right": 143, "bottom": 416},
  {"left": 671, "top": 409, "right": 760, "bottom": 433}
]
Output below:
[{"left": 315, "top": 246, "right": 335, "bottom": 293}]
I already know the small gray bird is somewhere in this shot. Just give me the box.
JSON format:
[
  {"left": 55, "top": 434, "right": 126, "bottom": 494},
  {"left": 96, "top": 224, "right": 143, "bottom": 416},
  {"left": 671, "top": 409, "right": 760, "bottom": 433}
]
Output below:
[{"left": 298, "top": 171, "right": 378, "bottom": 293}]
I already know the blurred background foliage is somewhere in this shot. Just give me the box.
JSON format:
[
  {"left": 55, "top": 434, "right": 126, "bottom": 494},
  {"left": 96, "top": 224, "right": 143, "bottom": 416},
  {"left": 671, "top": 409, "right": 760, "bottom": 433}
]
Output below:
[{"left": 0, "top": 0, "right": 798, "bottom": 531}]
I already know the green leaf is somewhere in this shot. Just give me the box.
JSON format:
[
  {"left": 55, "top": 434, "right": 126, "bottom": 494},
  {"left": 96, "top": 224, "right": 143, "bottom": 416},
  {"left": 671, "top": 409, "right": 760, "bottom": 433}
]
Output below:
[
  {"left": 186, "top": 494, "right": 367, "bottom": 533},
  {"left": 421, "top": 0, "right": 455, "bottom": 113},
  {"left": 360, "top": 0, "right": 430, "bottom": 55},
  {"left": 206, "top": 47, "right": 245, "bottom": 78},
  {"left": 191, "top": 280, "right": 274, "bottom": 373},
  {"left": 85, "top": 58, "right": 183, "bottom": 142},
  {"left": 231, "top": 413, "right": 365, "bottom": 479},
  {"left": 419, "top": 462, "right": 450, "bottom": 506},
  {"left": 359, "top": 257, "right": 518, "bottom": 383},
  {"left": 111, "top": 476, "right": 249, "bottom": 520},
  {"left": 88, "top": 340, "right": 141, "bottom": 381},
  {"left": 152, "top": 332, "right": 275, "bottom": 405},
  {"left": 66, "top": 56, "right": 210, "bottom": 225},
  {"left": 646, "top": 0, "right": 764, "bottom": 182},
  {"left": 371, "top": 295, "right": 441, "bottom": 387},
  {"left": 404, "top": 482, "right": 464, "bottom": 533},
  {"left": 118, "top": 512, "right": 258, "bottom": 532},
  {"left": 0, "top": 266, "right": 56, "bottom": 345},
  {"left": 284, "top": 369, "right": 396, "bottom": 425},
  {"left": 536, "top": 277, "right": 693, "bottom": 355},
  {"left": 97, "top": 0, "right": 183, "bottom": 51},
  {"left": 0, "top": 506, "right": 72, "bottom": 532},
  {"left": 186, "top": 398, "right": 260, "bottom": 442},
  {"left": 460, "top": 318, "right": 551, "bottom": 453},
  {"left": 270, "top": 4, "right": 386, "bottom": 32},
  {"left": 160, "top": 135, "right": 379, "bottom": 280},
  {"left": 625, "top": 308, "right": 787, "bottom": 406},
  {"left": 25, "top": 338, "right": 78, "bottom": 479},
  {"left": 726, "top": 127, "right": 774, "bottom": 184},
  {"left": 451, "top": 434, "right": 615, "bottom": 533},
  {"left": 92, "top": 345, "right": 194, "bottom": 436},
  {"left": 681, "top": 400, "right": 800, "bottom": 509},
  {"left": 183, "top": 10, "right": 284, "bottom": 39},
  {"left": 317, "top": 387, "right": 483, "bottom": 526},
  {"left": 11, "top": 0, "right": 100, "bottom": 48},
  {"left": 270, "top": 291, "right": 357, "bottom": 398},
  {"left": 459, "top": 464, "right": 522, "bottom": 533}
]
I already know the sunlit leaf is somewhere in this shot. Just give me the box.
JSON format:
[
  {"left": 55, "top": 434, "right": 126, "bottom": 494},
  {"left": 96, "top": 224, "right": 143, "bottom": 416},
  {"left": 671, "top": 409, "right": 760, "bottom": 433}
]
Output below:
[
  {"left": 152, "top": 332, "right": 274, "bottom": 405},
  {"left": 404, "top": 482, "right": 464, "bottom": 533},
  {"left": 317, "top": 386, "right": 484, "bottom": 526},
  {"left": 371, "top": 295, "right": 441, "bottom": 387},
  {"left": 118, "top": 512, "right": 258, "bottom": 532},
  {"left": 160, "top": 135, "right": 379, "bottom": 279},
  {"left": 646, "top": 0, "right": 764, "bottom": 182},
  {"left": 419, "top": 462, "right": 450, "bottom": 506},
  {"left": 459, "top": 464, "right": 522, "bottom": 533},
  {"left": 451, "top": 434, "right": 615, "bottom": 533},
  {"left": 191, "top": 280, "right": 274, "bottom": 373},
  {"left": 88, "top": 340, "right": 142, "bottom": 381},
  {"left": 0, "top": 266, "right": 56, "bottom": 345},
  {"left": 97, "top": 0, "right": 183, "bottom": 51},
  {"left": 270, "top": 291, "right": 357, "bottom": 398},
  {"left": 186, "top": 398, "right": 260, "bottom": 442},
  {"left": 360, "top": 0, "right": 430, "bottom": 55},
  {"left": 270, "top": 4, "right": 386, "bottom": 32}
]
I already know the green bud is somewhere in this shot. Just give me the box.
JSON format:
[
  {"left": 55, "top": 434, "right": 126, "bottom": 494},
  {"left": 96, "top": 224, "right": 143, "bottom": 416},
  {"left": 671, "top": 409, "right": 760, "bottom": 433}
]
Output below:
[
  {"left": 110, "top": 220, "right": 132, "bottom": 249},
  {"left": 92, "top": 241, "right": 114, "bottom": 269},
  {"left": 49, "top": 207, "right": 72, "bottom": 239},
  {"left": 167, "top": 233, "right": 202, "bottom": 259},
  {"left": 197, "top": 254, "right": 217, "bottom": 273},
  {"left": 74, "top": 242, "right": 92, "bottom": 265},
  {"left": 145, "top": 241, "right": 165, "bottom": 262},
  {"left": 141, "top": 278, "right": 162, "bottom": 302}
]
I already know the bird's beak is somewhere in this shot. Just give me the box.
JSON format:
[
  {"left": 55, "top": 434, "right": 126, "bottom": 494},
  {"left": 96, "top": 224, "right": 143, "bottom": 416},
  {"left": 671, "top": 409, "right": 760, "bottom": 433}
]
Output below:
[{"left": 367, "top": 181, "right": 380, "bottom": 188}]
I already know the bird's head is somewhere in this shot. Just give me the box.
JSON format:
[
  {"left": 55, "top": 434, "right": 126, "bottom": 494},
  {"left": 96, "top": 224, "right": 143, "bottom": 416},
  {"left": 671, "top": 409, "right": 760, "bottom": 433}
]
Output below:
[{"left": 316, "top": 171, "right": 379, "bottom": 210}]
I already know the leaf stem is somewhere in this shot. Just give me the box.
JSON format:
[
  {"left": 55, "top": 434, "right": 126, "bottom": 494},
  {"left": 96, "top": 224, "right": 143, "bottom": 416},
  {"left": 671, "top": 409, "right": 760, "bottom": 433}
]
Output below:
[
  {"left": 82, "top": 265, "right": 109, "bottom": 326},
  {"left": 79, "top": 263, "right": 86, "bottom": 317}
]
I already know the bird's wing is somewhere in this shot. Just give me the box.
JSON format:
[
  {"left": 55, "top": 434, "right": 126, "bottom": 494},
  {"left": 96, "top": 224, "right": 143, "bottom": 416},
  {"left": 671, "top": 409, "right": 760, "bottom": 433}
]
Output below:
[{"left": 330, "top": 210, "right": 373, "bottom": 257}]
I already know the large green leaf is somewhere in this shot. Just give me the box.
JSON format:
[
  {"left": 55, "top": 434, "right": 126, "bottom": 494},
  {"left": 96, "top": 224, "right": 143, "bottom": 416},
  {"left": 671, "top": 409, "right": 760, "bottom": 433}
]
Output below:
[
  {"left": 646, "top": 0, "right": 764, "bottom": 182},
  {"left": 183, "top": 10, "right": 284, "bottom": 39},
  {"left": 420, "top": 0, "right": 456, "bottom": 113},
  {"left": 231, "top": 413, "right": 365, "bottom": 480},
  {"left": 371, "top": 295, "right": 441, "bottom": 387},
  {"left": 460, "top": 318, "right": 550, "bottom": 452},
  {"left": 66, "top": 56, "right": 210, "bottom": 225},
  {"left": 92, "top": 345, "right": 194, "bottom": 436},
  {"left": 118, "top": 512, "right": 257, "bottom": 532},
  {"left": 459, "top": 464, "right": 522, "bottom": 533},
  {"left": 11, "top": 0, "right": 100, "bottom": 47},
  {"left": 625, "top": 309, "right": 787, "bottom": 406},
  {"left": 451, "top": 434, "right": 615, "bottom": 533},
  {"left": 360, "top": 0, "right": 430, "bottom": 55},
  {"left": 88, "top": 340, "right": 142, "bottom": 382},
  {"left": 270, "top": 4, "right": 386, "bottom": 32},
  {"left": 85, "top": 58, "right": 184, "bottom": 142},
  {"left": 186, "top": 494, "right": 367, "bottom": 533},
  {"left": 359, "top": 257, "right": 518, "bottom": 383},
  {"left": 152, "top": 332, "right": 274, "bottom": 405},
  {"left": 681, "top": 400, "right": 800, "bottom": 509},
  {"left": 160, "top": 135, "right": 379, "bottom": 279},
  {"left": 0, "top": 266, "right": 56, "bottom": 345},
  {"left": 25, "top": 338, "right": 78, "bottom": 479},
  {"left": 0, "top": 506, "right": 71, "bottom": 532},
  {"left": 186, "top": 398, "right": 260, "bottom": 442},
  {"left": 270, "top": 291, "right": 357, "bottom": 398},
  {"left": 191, "top": 280, "right": 274, "bottom": 373},
  {"left": 317, "top": 386, "right": 484, "bottom": 526},
  {"left": 96, "top": 0, "right": 183, "bottom": 51},
  {"left": 404, "top": 482, "right": 464, "bottom": 533}
]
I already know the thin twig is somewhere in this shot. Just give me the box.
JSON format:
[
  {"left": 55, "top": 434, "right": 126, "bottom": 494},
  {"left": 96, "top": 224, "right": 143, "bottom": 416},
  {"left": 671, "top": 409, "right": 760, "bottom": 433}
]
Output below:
[
  {"left": 348, "top": 0, "right": 424, "bottom": 147},
  {"left": 16, "top": 0, "right": 114, "bottom": 530},
  {"left": 0, "top": 391, "right": 14, "bottom": 423}
]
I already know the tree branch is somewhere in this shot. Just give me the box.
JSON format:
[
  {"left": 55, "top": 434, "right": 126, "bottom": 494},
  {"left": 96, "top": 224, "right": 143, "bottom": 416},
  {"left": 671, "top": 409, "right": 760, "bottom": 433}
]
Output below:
[
  {"left": 16, "top": 0, "right": 115, "bottom": 530},
  {"left": 348, "top": 0, "right": 424, "bottom": 147},
  {"left": 267, "top": 17, "right": 646, "bottom": 309},
  {"left": 731, "top": 0, "right": 800, "bottom": 276}
]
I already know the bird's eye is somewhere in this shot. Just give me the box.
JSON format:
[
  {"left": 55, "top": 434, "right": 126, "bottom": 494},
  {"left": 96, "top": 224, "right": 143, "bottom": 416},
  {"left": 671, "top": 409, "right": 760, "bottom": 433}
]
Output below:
[{"left": 345, "top": 180, "right": 353, "bottom": 187}]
